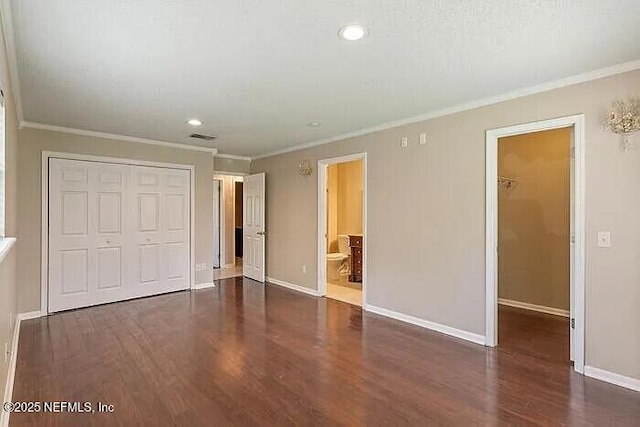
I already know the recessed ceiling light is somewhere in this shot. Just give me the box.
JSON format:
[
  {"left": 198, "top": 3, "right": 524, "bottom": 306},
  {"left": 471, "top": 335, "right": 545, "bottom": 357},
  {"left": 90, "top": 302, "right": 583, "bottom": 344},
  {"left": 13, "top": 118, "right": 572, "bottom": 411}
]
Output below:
[
  {"left": 338, "top": 24, "right": 367, "bottom": 41},
  {"left": 187, "top": 118, "right": 202, "bottom": 126},
  {"left": 307, "top": 121, "right": 322, "bottom": 127}
]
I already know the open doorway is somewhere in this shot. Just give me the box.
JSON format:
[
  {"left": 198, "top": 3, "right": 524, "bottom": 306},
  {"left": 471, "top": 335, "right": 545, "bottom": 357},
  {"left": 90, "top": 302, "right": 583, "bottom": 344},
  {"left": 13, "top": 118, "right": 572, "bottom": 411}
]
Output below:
[
  {"left": 318, "top": 153, "right": 367, "bottom": 307},
  {"left": 498, "top": 127, "right": 571, "bottom": 364},
  {"left": 486, "top": 115, "right": 585, "bottom": 373},
  {"left": 213, "top": 174, "right": 245, "bottom": 280}
]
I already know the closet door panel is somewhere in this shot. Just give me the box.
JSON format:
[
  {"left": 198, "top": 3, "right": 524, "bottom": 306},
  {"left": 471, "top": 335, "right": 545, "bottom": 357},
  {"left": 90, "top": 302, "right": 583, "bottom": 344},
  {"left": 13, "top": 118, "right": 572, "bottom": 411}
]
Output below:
[
  {"left": 130, "top": 166, "right": 164, "bottom": 297},
  {"left": 49, "top": 159, "right": 128, "bottom": 312},
  {"left": 130, "top": 166, "right": 190, "bottom": 296},
  {"left": 49, "top": 159, "right": 190, "bottom": 312},
  {"left": 93, "top": 163, "right": 128, "bottom": 304},
  {"left": 162, "top": 169, "right": 190, "bottom": 290}
]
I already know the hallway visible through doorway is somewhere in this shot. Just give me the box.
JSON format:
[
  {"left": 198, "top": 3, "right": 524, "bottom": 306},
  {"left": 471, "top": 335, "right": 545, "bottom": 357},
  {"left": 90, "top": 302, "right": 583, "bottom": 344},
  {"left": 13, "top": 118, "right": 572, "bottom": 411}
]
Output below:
[{"left": 213, "top": 174, "right": 245, "bottom": 280}]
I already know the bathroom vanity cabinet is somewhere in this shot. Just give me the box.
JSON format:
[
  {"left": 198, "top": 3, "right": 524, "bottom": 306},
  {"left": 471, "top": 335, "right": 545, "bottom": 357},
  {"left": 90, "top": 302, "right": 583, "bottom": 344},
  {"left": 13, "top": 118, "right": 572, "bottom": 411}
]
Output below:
[{"left": 349, "top": 235, "right": 363, "bottom": 283}]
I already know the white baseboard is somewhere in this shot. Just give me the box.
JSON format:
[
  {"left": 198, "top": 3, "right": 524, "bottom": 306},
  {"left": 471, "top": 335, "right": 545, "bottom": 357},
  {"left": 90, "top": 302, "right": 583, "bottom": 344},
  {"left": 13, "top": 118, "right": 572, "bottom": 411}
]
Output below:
[
  {"left": 498, "top": 298, "right": 570, "bottom": 317},
  {"left": 364, "top": 304, "right": 486, "bottom": 346},
  {"left": 193, "top": 282, "right": 216, "bottom": 290},
  {"left": 1, "top": 311, "right": 37, "bottom": 427},
  {"left": 584, "top": 366, "right": 640, "bottom": 392},
  {"left": 266, "top": 277, "right": 322, "bottom": 297},
  {"left": 18, "top": 311, "right": 42, "bottom": 321}
]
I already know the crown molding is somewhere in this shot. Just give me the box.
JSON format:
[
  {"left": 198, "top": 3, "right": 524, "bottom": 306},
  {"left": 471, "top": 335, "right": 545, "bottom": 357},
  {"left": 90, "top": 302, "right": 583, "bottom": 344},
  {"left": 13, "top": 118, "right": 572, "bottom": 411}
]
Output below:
[
  {"left": 252, "top": 59, "right": 640, "bottom": 160},
  {"left": 215, "top": 153, "right": 252, "bottom": 161},
  {"left": 0, "top": 0, "right": 24, "bottom": 122},
  {"left": 20, "top": 121, "right": 218, "bottom": 154}
]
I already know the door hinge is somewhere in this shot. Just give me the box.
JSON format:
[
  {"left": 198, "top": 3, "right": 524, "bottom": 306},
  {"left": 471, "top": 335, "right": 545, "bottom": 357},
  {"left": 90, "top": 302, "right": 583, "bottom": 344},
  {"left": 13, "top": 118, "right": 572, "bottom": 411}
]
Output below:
[
  {"left": 571, "top": 318, "right": 575, "bottom": 329},
  {"left": 570, "top": 234, "right": 575, "bottom": 244}
]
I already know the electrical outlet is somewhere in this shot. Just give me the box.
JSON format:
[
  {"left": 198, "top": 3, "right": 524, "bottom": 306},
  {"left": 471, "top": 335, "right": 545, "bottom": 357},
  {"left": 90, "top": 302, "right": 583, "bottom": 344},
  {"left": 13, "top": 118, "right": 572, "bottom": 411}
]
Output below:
[
  {"left": 597, "top": 232, "right": 611, "bottom": 248},
  {"left": 400, "top": 137, "right": 408, "bottom": 147},
  {"left": 302, "top": 265, "right": 307, "bottom": 274},
  {"left": 196, "top": 263, "right": 207, "bottom": 271}
]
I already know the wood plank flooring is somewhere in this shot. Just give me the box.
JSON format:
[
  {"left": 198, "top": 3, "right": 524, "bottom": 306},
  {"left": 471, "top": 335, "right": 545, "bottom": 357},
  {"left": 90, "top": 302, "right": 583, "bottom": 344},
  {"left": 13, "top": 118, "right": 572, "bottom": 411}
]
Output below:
[{"left": 10, "top": 277, "right": 640, "bottom": 426}]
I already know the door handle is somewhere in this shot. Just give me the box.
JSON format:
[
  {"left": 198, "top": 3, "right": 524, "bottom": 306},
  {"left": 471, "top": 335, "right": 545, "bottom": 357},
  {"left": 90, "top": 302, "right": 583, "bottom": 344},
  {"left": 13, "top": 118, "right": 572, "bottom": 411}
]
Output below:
[{"left": 257, "top": 231, "right": 266, "bottom": 236}]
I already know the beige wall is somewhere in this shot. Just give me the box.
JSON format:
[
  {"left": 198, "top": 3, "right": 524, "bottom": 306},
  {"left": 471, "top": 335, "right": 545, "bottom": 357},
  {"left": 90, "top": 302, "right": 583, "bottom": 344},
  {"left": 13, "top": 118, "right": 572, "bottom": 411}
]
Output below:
[
  {"left": 252, "top": 69, "right": 640, "bottom": 380},
  {"left": 327, "top": 160, "right": 363, "bottom": 252},
  {"left": 17, "top": 128, "right": 214, "bottom": 312},
  {"left": 214, "top": 156, "right": 251, "bottom": 174},
  {"left": 0, "top": 15, "right": 20, "bottom": 408},
  {"left": 498, "top": 128, "right": 570, "bottom": 311}
]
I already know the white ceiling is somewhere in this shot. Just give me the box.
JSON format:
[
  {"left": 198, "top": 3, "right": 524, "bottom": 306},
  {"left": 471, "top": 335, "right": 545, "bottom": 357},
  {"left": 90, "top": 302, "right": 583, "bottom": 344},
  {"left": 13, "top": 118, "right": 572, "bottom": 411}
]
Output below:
[{"left": 9, "top": 0, "right": 640, "bottom": 157}]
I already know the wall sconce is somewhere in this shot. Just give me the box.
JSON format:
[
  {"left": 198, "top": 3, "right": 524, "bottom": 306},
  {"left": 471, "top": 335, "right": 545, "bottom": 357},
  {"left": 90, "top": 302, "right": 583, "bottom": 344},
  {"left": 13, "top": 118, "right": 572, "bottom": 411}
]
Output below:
[
  {"left": 605, "top": 98, "right": 640, "bottom": 151},
  {"left": 299, "top": 159, "right": 313, "bottom": 176}
]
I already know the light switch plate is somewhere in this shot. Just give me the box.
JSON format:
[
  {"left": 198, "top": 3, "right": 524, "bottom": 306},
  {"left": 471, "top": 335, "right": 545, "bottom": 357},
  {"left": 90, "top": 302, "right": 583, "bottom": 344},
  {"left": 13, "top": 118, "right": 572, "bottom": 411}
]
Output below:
[
  {"left": 420, "top": 133, "right": 428, "bottom": 145},
  {"left": 597, "top": 232, "right": 611, "bottom": 248},
  {"left": 401, "top": 137, "right": 408, "bottom": 147}
]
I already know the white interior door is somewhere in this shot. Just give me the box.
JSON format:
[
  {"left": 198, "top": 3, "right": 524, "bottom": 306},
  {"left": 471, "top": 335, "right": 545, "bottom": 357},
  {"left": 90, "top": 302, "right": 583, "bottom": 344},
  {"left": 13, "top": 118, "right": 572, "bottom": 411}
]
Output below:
[
  {"left": 49, "top": 158, "right": 190, "bottom": 313},
  {"left": 212, "top": 180, "right": 221, "bottom": 268},
  {"left": 243, "top": 173, "right": 265, "bottom": 282}
]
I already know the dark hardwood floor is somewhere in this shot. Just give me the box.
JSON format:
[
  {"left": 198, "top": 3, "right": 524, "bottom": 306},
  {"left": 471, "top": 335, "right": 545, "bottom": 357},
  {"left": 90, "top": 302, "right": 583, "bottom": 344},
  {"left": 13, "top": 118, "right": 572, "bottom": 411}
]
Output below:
[
  {"left": 10, "top": 278, "right": 640, "bottom": 426},
  {"left": 498, "top": 304, "right": 571, "bottom": 367}
]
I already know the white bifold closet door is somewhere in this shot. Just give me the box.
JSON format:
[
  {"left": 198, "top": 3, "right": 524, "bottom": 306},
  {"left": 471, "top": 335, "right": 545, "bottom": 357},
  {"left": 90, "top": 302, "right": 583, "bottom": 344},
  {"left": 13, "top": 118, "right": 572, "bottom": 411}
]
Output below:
[{"left": 48, "top": 158, "right": 190, "bottom": 313}]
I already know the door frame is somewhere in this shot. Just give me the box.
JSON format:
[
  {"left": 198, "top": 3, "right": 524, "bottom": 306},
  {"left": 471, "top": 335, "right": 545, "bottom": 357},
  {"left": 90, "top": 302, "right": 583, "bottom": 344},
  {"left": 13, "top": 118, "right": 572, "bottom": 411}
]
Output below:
[
  {"left": 41, "top": 151, "right": 196, "bottom": 316},
  {"left": 484, "top": 114, "right": 586, "bottom": 373},
  {"left": 214, "top": 172, "right": 247, "bottom": 268},
  {"left": 317, "top": 152, "right": 367, "bottom": 306}
]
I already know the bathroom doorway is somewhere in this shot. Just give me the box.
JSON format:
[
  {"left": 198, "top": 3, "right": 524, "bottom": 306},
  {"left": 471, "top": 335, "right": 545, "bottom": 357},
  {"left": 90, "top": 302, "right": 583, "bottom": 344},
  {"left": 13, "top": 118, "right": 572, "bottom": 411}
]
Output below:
[{"left": 317, "top": 153, "right": 367, "bottom": 307}]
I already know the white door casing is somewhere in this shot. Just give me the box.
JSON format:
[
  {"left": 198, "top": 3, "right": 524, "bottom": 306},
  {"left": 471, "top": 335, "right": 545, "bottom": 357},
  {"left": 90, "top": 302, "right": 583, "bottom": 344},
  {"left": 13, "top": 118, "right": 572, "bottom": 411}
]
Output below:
[
  {"left": 48, "top": 158, "right": 190, "bottom": 313},
  {"left": 569, "top": 128, "right": 576, "bottom": 362},
  {"left": 243, "top": 173, "right": 265, "bottom": 282}
]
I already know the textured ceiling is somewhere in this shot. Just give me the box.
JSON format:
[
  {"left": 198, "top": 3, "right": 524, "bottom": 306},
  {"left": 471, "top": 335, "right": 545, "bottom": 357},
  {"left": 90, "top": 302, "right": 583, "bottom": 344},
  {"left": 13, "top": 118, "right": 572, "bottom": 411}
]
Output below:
[{"left": 10, "top": 0, "right": 640, "bottom": 157}]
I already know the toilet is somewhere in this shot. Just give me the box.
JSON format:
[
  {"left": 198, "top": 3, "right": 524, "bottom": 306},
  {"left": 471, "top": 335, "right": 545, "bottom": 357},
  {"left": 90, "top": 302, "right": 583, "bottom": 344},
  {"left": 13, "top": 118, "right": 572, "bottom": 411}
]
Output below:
[{"left": 326, "top": 235, "right": 350, "bottom": 282}]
